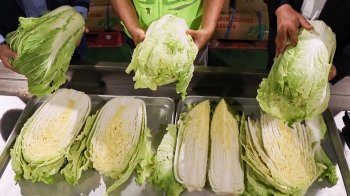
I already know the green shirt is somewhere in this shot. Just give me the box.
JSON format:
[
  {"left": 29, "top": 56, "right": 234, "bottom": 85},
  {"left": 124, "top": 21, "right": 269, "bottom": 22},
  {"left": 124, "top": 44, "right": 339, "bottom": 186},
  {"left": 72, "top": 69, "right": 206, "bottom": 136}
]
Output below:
[{"left": 125, "top": 0, "right": 203, "bottom": 37}]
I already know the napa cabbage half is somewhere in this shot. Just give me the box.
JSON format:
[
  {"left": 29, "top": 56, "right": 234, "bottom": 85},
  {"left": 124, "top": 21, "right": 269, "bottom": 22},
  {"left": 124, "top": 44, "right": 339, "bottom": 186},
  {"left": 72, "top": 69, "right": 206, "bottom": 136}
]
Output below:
[
  {"left": 126, "top": 14, "right": 198, "bottom": 99},
  {"left": 6, "top": 6, "right": 85, "bottom": 97},
  {"left": 83, "top": 97, "right": 154, "bottom": 195},
  {"left": 10, "top": 88, "right": 91, "bottom": 184},
  {"left": 240, "top": 112, "right": 337, "bottom": 195},
  {"left": 257, "top": 20, "right": 336, "bottom": 125},
  {"left": 174, "top": 100, "right": 210, "bottom": 192},
  {"left": 209, "top": 99, "right": 244, "bottom": 195}
]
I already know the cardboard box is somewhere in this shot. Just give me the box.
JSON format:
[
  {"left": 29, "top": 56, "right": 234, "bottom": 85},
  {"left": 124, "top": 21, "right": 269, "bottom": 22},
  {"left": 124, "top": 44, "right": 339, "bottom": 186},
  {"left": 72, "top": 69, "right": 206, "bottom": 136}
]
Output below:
[
  {"left": 89, "top": 0, "right": 110, "bottom": 6},
  {"left": 234, "top": 0, "right": 268, "bottom": 11},
  {"left": 86, "top": 5, "right": 124, "bottom": 32},
  {"left": 211, "top": 11, "right": 269, "bottom": 41},
  {"left": 221, "top": 0, "right": 233, "bottom": 14}
]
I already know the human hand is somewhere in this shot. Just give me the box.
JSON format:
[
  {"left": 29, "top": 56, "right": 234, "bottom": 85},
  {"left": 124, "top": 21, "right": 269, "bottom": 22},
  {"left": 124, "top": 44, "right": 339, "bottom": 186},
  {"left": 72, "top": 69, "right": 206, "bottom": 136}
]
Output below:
[
  {"left": 0, "top": 43, "right": 18, "bottom": 72},
  {"left": 75, "top": 26, "right": 89, "bottom": 47},
  {"left": 186, "top": 29, "right": 211, "bottom": 50},
  {"left": 328, "top": 65, "right": 336, "bottom": 81},
  {"left": 131, "top": 28, "right": 146, "bottom": 46},
  {"left": 275, "top": 4, "right": 314, "bottom": 57}
]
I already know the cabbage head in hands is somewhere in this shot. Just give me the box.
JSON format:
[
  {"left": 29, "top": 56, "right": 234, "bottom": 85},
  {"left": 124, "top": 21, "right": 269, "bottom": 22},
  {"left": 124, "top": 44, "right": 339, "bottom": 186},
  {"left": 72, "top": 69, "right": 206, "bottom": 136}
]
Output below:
[
  {"left": 257, "top": 20, "right": 336, "bottom": 125},
  {"left": 126, "top": 14, "right": 198, "bottom": 99}
]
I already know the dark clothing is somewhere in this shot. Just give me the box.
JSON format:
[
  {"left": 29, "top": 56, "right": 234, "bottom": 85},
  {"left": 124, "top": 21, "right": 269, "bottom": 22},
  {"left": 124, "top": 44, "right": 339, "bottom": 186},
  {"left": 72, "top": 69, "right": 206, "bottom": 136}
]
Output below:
[
  {"left": 0, "top": 0, "right": 90, "bottom": 59},
  {"left": 264, "top": 0, "right": 350, "bottom": 84}
]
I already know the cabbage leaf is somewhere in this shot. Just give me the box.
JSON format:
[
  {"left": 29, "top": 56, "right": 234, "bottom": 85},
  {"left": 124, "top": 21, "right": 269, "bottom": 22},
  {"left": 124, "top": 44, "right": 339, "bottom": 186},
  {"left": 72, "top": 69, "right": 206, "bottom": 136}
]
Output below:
[{"left": 150, "top": 124, "right": 185, "bottom": 196}]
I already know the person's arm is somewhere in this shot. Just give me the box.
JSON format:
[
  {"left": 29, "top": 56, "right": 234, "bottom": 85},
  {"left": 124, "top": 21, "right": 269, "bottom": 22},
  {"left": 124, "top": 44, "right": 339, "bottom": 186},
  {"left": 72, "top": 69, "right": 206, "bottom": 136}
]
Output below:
[
  {"left": 110, "top": 0, "right": 145, "bottom": 46},
  {"left": 187, "top": 0, "right": 225, "bottom": 50},
  {"left": 0, "top": 33, "right": 18, "bottom": 71}
]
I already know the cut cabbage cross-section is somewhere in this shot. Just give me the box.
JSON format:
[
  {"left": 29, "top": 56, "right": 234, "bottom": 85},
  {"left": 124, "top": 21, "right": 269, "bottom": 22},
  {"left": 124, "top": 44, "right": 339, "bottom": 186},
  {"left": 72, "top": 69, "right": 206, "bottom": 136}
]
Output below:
[
  {"left": 209, "top": 99, "right": 244, "bottom": 195},
  {"left": 174, "top": 100, "right": 210, "bottom": 192},
  {"left": 10, "top": 88, "right": 91, "bottom": 184}
]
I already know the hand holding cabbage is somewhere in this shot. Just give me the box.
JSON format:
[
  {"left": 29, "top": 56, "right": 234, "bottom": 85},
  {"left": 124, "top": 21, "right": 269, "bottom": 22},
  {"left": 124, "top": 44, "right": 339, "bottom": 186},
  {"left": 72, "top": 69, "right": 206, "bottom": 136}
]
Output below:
[
  {"left": 126, "top": 14, "right": 198, "bottom": 99},
  {"left": 5, "top": 6, "right": 85, "bottom": 97},
  {"left": 257, "top": 20, "right": 336, "bottom": 125}
]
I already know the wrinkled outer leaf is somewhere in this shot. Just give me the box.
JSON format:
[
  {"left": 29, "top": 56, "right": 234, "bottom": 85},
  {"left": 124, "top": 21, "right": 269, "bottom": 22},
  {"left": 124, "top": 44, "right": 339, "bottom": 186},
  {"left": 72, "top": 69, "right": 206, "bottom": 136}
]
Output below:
[
  {"left": 6, "top": 6, "right": 85, "bottom": 97},
  {"left": 60, "top": 111, "right": 99, "bottom": 185},
  {"left": 150, "top": 124, "right": 185, "bottom": 196}
]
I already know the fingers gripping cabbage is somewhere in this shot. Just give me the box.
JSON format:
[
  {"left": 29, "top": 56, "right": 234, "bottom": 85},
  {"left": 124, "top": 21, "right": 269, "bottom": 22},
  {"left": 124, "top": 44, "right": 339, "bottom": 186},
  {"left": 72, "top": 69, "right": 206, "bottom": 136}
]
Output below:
[
  {"left": 6, "top": 6, "right": 85, "bottom": 97},
  {"left": 10, "top": 89, "right": 91, "bottom": 184},
  {"left": 257, "top": 20, "right": 336, "bottom": 125},
  {"left": 126, "top": 14, "right": 198, "bottom": 99}
]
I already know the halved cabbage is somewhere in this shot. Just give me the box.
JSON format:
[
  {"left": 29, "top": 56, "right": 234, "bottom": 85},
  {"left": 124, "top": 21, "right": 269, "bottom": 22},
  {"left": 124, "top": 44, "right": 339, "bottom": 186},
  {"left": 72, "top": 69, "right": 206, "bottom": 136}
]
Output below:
[
  {"left": 240, "top": 112, "right": 337, "bottom": 195},
  {"left": 84, "top": 97, "right": 153, "bottom": 195},
  {"left": 209, "top": 99, "right": 244, "bottom": 195},
  {"left": 10, "top": 88, "right": 91, "bottom": 184},
  {"left": 174, "top": 100, "right": 210, "bottom": 192}
]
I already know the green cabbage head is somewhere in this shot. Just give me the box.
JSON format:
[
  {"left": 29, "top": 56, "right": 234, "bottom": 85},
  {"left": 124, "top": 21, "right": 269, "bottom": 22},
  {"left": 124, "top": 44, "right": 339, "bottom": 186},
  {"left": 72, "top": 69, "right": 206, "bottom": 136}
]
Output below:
[
  {"left": 126, "top": 14, "right": 198, "bottom": 99},
  {"left": 257, "top": 20, "right": 336, "bottom": 125},
  {"left": 6, "top": 6, "right": 85, "bottom": 97}
]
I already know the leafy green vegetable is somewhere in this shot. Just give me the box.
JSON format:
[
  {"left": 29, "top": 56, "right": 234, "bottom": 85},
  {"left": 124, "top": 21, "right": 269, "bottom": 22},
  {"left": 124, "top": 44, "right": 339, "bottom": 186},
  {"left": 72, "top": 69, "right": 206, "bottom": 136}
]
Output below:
[
  {"left": 84, "top": 97, "right": 154, "bottom": 195},
  {"left": 150, "top": 124, "right": 185, "bottom": 196},
  {"left": 257, "top": 20, "right": 336, "bottom": 125},
  {"left": 305, "top": 115, "right": 338, "bottom": 185},
  {"left": 240, "top": 112, "right": 337, "bottom": 195},
  {"left": 6, "top": 6, "right": 85, "bottom": 97},
  {"left": 174, "top": 100, "right": 210, "bottom": 192},
  {"left": 60, "top": 111, "right": 99, "bottom": 185},
  {"left": 208, "top": 99, "right": 244, "bottom": 195},
  {"left": 10, "top": 88, "right": 91, "bottom": 184},
  {"left": 126, "top": 14, "right": 198, "bottom": 99}
]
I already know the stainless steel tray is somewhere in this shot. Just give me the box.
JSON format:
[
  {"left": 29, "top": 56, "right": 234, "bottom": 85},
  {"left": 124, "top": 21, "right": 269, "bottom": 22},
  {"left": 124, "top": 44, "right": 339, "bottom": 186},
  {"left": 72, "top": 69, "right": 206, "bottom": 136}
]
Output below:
[
  {"left": 0, "top": 95, "right": 175, "bottom": 196},
  {"left": 176, "top": 96, "right": 350, "bottom": 196}
]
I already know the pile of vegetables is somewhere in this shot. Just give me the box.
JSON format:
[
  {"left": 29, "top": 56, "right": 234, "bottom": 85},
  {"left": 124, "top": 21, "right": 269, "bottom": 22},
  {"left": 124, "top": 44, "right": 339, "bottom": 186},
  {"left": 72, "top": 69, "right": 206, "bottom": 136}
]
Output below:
[
  {"left": 6, "top": 6, "right": 85, "bottom": 97},
  {"left": 10, "top": 91, "right": 154, "bottom": 196},
  {"left": 126, "top": 14, "right": 198, "bottom": 99},
  {"left": 10, "top": 91, "right": 338, "bottom": 195},
  {"left": 257, "top": 20, "right": 336, "bottom": 125},
  {"left": 150, "top": 98, "right": 337, "bottom": 196}
]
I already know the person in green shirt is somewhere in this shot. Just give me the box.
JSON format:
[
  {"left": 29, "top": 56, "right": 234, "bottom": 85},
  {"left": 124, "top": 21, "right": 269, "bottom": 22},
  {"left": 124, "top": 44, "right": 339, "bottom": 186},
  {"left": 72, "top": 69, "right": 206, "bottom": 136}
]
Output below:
[{"left": 111, "top": 0, "right": 225, "bottom": 66}]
